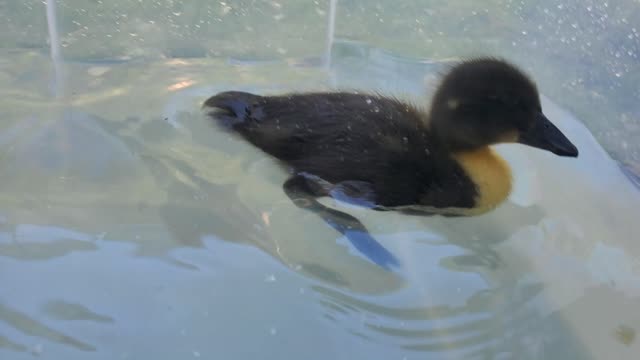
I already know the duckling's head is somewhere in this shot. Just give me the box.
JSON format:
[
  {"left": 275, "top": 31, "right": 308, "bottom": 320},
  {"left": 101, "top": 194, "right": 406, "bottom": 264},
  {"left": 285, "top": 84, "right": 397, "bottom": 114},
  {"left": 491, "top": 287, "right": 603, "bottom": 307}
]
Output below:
[{"left": 429, "top": 58, "right": 578, "bottom": 157}]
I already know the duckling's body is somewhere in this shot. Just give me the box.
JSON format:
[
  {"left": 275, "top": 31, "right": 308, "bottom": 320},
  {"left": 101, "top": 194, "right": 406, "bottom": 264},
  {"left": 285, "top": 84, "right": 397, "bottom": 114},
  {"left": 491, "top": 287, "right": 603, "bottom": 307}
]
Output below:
[
  {"left": 203, "top": 58, "right": 578, "bottom": 269},
  {"left": 207, "top": 91, "right": 497, "bottom": 215}
]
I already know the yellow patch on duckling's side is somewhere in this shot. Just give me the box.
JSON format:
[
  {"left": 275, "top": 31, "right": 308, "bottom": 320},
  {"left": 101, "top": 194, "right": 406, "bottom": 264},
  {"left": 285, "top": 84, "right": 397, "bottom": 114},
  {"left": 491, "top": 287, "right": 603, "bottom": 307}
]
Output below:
[{"left": 453, "top": 147, "right": 513, "bottom": 214}]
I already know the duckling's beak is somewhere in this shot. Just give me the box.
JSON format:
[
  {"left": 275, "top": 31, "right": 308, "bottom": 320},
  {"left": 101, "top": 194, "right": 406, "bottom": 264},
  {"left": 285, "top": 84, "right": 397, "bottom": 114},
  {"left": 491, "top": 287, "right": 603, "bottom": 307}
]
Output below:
[{"left": 518, "top": 113, "right": 579, "bottom": 157}]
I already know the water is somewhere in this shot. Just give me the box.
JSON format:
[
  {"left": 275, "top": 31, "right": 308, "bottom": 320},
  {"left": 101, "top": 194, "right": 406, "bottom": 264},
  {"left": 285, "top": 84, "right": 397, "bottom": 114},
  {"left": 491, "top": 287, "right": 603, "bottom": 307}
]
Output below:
[{"left": 2, "top": 1, "right": 640, "bottom": 359}]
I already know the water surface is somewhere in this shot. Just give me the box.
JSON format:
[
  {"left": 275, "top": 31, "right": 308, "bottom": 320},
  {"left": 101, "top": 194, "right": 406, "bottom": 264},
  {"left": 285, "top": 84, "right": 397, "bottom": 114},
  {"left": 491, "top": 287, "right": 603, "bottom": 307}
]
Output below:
[{"left": 1, "top": 1, "right": 640, "bottom": 359}]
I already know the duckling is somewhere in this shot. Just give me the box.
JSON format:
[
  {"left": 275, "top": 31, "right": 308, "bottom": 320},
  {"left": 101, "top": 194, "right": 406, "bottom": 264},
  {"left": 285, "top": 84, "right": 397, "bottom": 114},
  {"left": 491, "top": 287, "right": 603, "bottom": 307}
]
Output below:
[{"left": 203, "top": 58, "right": 578, "bottom": 268}]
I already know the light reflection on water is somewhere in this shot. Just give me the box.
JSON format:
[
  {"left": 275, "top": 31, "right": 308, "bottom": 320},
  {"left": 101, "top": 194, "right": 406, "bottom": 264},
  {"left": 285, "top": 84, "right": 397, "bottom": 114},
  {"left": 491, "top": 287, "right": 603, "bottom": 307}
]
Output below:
[{"left": 1, "top": 40, "right": 640, "bottom": 359}]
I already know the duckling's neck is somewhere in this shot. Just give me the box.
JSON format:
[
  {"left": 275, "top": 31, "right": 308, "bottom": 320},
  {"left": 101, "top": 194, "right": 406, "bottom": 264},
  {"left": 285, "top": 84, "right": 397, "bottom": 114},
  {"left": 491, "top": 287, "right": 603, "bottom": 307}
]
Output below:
[{"left": 452, "top": 146, "right": 513, "bottom": 215}]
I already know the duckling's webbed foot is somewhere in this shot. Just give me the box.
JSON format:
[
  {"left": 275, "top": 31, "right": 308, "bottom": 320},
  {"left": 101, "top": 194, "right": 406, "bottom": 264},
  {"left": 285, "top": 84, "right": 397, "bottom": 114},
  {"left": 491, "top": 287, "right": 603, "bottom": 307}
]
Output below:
[{"left": 282, "top": 175, "right": 400, "bottom": 270}]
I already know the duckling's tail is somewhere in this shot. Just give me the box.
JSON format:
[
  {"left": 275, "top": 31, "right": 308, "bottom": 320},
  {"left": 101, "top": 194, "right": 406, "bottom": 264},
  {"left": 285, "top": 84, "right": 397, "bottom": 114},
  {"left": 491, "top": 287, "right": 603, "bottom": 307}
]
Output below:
[{"left": 203, "top": 91, "right": 263, "bottom": 130}]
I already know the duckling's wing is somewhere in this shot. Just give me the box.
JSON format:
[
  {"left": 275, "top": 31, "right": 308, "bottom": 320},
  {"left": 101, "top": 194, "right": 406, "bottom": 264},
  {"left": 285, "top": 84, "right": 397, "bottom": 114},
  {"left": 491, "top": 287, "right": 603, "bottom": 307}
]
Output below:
[{"left": 204, "top": 91, "right": 425, "bottom": 165}]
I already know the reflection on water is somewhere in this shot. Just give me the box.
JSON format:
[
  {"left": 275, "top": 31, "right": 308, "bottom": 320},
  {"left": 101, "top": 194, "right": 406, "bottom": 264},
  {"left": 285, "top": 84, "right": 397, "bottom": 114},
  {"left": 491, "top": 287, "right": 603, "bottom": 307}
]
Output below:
[
  {"left": 42, "top": 301, "right": 113, "bottom": 323},
  {"left": 1, "top": 40, "right": 640, "bottom": 359},
  {"left": 313, "top": 282, "right": 565, "bottom": 357},
  {"left": 0, "top": 303, "right": 95, "bottom": 353}
]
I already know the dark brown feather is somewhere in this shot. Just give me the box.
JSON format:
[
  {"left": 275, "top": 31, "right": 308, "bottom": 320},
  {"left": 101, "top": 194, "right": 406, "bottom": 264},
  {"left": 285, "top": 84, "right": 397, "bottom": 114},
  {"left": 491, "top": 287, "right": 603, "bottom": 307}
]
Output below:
[{"left": 205, "top": 91, "right": 477, "bottom": 209}]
